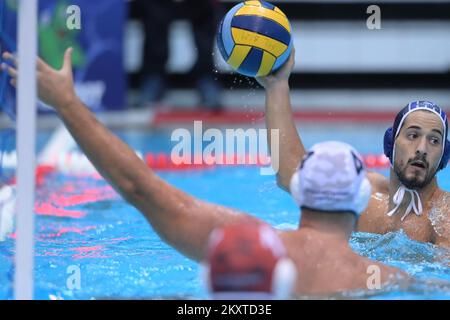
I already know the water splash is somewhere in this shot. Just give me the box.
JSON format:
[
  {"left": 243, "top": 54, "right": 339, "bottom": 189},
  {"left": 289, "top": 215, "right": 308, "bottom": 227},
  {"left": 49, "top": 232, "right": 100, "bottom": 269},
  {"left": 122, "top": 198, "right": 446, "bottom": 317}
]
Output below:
[{"left": 429, "top": 192, "right": 450, "bottom": 237}]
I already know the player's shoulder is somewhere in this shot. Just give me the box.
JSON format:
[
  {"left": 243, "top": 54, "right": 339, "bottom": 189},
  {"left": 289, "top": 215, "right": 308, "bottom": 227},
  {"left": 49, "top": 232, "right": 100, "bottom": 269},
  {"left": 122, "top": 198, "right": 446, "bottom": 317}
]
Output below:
[
  {"left": 366, "top": 171, "right": 389, "bottom": 194},
  {"left": 431, "top": 188, "right": 450, "bottom": 208}
]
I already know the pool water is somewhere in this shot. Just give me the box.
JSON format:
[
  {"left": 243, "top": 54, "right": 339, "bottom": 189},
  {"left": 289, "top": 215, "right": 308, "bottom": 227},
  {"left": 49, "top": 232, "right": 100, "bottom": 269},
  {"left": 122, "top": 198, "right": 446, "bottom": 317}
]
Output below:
[{"left": 0, "top": 124, "right": 449, "bottom": 300}]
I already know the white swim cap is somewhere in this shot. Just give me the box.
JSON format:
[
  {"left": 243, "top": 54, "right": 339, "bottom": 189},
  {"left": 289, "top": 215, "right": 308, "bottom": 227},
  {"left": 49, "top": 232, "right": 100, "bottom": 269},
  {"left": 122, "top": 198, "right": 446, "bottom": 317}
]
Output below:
[{"left": 290, "top": 141, "right": 371, "bottom": 216}]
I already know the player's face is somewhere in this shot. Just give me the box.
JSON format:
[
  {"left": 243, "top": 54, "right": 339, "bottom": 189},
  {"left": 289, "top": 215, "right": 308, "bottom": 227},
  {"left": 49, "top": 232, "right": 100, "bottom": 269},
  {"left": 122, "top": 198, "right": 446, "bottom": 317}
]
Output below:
[{"left": 393, "top": 111, "right": 444, "bottom": 189}]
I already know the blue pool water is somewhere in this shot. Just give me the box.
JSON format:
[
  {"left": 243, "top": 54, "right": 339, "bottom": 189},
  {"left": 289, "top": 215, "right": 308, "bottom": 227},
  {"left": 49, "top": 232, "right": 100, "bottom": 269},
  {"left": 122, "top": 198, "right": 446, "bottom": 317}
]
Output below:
[{"left": 0, "top": 123, "right": 449, "bottom": 300}]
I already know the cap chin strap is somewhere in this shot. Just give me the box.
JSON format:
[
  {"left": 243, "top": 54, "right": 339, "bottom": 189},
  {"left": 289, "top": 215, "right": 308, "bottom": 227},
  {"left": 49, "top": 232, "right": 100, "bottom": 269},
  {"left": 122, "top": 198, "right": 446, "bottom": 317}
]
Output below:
[
  {"left": 386, "top": 184, "right": 423, "bottom": 221},
  {"left": 271, "top": 258, "right": 297, "bottom": 299}
]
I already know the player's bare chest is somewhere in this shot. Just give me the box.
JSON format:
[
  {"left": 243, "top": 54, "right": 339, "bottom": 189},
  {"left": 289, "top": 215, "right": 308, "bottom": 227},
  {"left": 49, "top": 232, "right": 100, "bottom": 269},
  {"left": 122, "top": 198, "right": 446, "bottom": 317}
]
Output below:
[{"left": 366, "top": 193, "right": 435, "bottom": 243}]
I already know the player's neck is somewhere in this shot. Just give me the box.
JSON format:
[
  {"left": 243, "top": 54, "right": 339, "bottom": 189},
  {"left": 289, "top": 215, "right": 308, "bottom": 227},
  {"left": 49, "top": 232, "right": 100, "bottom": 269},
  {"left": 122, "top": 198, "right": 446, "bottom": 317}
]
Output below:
[{"left": 299, "top": 209, "right": 355, "bottom": 242}]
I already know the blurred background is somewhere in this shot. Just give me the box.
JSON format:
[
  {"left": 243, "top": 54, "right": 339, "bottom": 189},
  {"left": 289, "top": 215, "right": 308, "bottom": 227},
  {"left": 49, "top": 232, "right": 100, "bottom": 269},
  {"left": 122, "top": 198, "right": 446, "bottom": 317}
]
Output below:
[
  {"left": 0, "top": 1, "right": 450, "bottom": 300},
  {"left": 127, "top": 0, "right": 450, "bottom": 116},
  {"left": 0, "top": 0, "right": 450, "bottom": 126}
]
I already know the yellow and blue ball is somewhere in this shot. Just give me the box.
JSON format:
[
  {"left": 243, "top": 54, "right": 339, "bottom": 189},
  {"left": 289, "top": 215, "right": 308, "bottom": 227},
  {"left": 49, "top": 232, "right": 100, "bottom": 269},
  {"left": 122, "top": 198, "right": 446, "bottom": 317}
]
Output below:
[{"left": 217, "top": 1, "right": 292, "bottom": 78}]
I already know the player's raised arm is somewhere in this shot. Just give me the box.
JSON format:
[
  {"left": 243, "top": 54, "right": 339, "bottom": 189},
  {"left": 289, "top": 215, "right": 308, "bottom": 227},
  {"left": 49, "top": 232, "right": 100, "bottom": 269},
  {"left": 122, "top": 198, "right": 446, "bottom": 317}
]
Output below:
[{"left": 256, "top": 50, "right": 306, "bottom": 192}]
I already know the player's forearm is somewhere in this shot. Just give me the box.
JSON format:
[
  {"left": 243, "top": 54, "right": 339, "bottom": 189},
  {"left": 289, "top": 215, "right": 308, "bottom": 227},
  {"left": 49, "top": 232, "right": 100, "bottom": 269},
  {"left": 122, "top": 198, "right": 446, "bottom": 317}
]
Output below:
[{"left": 265, "top": 81, "right": 305, "bottom": 191}]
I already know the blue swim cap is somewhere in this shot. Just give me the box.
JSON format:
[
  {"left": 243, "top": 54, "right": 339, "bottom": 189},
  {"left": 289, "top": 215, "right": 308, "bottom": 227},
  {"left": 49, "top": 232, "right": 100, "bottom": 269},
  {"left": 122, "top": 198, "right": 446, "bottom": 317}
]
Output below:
[{"left": 383, "top": 101, "right": 450, "bottom": 171}]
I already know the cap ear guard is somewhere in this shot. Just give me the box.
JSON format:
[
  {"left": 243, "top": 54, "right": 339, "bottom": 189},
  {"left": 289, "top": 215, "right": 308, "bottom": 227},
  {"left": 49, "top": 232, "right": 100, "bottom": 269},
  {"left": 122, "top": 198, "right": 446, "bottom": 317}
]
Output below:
[
  {"left": 289, "top": 170, "right": 302, "bottom": 207},
  {"left": 439, "top": 139, "right": 450, "bottom": 170},
  {"left": 383, "top": 127, "right": 394, "bottom": 164},
  {"left": 354, "top": 178, "right": 372, "bottom": 216},
  {"left": 200, "top": 262, "right": 213, "bottom": 295},
  {"left": 271, "top": 257, "right": 297, "bottom": 300}
]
